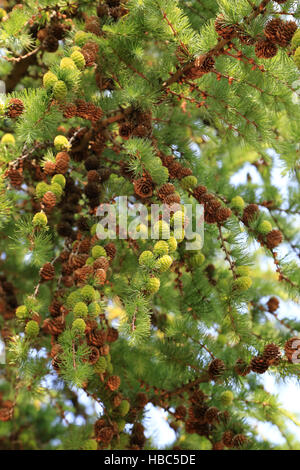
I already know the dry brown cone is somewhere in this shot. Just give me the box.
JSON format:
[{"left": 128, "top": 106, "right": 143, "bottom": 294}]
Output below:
[
  {"left": 62, "top": 262, "right": 73, "bottom": 275},
  {"left": 208, "top": 358, "right": 225, "bottom": 379},
  {"left": 174, "top": 405, "right": 187, "bottom": 420},
  {"left": 70, "top": 253, "right": 89, "bottom": 269},
  {"left": 212, "top": 441, "right": 224, "bottom": 450},
  {"left": 185, "top": 419, "right": 197, "bottom": 434},
  {"left": 266, "top": 229, "right": 283, "bottom": 249},
  {"left": 205, "top": 198, "right": 221, "bottom": 215},
  {"left": 78, "top": 238, "right": 91, "bottom": 254},
  {"left": 88, "top": 346, "right": 100, "bottom": 365},
  {"left": 284, "top": 337, "right": 300, "bottom": 363},
  {"left": 63, "top": 103, "right": 77, "bottom": 119},
  {"left": 48, "top": 22, "right": 66, "bottom": 40},
  {"left": 97, "top": 3, "right": 109, "bottom": 17},
  {"left": 87, "top": 169, "right": 100, "bottom": 183},
  {"left": 193, "top": 185, "right": 207, "bottom": 202},
  {"left": 95, "top": 268, "right": 106, "bottom": 285},
  {"left": 267, "top": 296, "right": 279, "bottom": 313},
  {"left": 42, "top": 191, "right": 56, "bottom": 211},
  {"left": 234, "top": 358, "right": 251, "bottom": 376},
  {"left": 204, "top": 406, "right": 219, "bottom": 424},
  {"left": 215, "top": 207, "right": 232, "bottom": 224},
  {"left": 222, "top": 430, "right": 234, "bottom": 448},
  {"left": 7, "top": 98, "right": 24, "bottom": 118},
  {"left": 105, "top": 242, "right": 116, "bottom": 260},
  {"left": 82, "top": 49, "right": 96, "bottom": 67},
  {"left": 263, "top": 343, "right": 281, "bottom": 365},
  {"left": 215, "top": 15, "right": 236, "bottom": 39},
  {"left": 49, "top": 300, "right": 62, "bottom": 318},
  {"left": 264, "top": 18, "right": 284, "bottom": 42},
  {"left": 255, "top": 39, "right": 277, "bottom": 59},
  {"left": 44, "top": 160, "right": 56, "bottom": 175},
  {"left": 232, "top": 434, "right": 247, "bottom": 448},
  {"left": 278, "top": 21, "right": 297, "bottom": 47},
  {"left": 40, "top": 262, "right": 55, "bottom": 281},
  {"left": 238, "top": 32, "right": 255, "bottom": 46},
  {"left": 100, "top": 344, "right": 110, "bottom": 356},
  {"left": 165, "top": 193, "right": 181, "bottom": 205},
  {"left": 189, "top": 389, "right": 207, "bottom": 405},
  {"left": 250, "top": 355, "right": 269, "bottom": 374},
  {"left": 188, "top": 404, "right": 208, "bottom": 423},
  {"left": 7, "top": 168, "right": 23, "bottom": 188},
  {"left": 106, "top": 327, "right": 119, "bottom": 343},
  {"left": 97, "top": 426, "right": 114, "bottom": 444},
  {"left": 93, "top": 256, "right": 110, "bottom": 271},
  {"left": 0, "top": 401, "right": 14, "bottom": 422},
  {"left": 94, "top": 418, "right": 106, "bottom": 439},
  {"left": 85, "top": 16, "right": 101, "bottom": 35},
  {"left": 74, "top": 265, "right": 93, "bottom": 284},
  {"left": 86, "top": 327, "right": 107, "bottom": 347},
  {"left": 157, "top": 183, "right": 175, "bottom": 200},
  {"left": 43, "top": 316, "right": 65, "bottom": 336},
  {"left": 62, "top": 275, "right": 74, "bottom": 287},
  {"left": 43, "top": 34, "right": 59, "bottom": 52},
  {"left": 194, "top": 54, "right": 215, "bottom": 73},
  {"left": 132, "top": 124, "right": 151, "bottom": 138},
  {"left": 50, "top": 343, "right": 62, "bottom": 359},
  {"left": 242, "top": 203, "right": 259, "bottom": 226},
  {"left": 130, "top": 423, "right": 146, "bottom": 448},
  {"left": 87, "top": 104, "right": 103, "bottom": 123},
  {"left": 55, "top": 151, "right": 70, "bottom": 174},
  {"left": 167, "top": 162, "right": 182, "bottom": 179},
  {"left": 82, "top": 40, "right": 99, "bottom": 55},
  {"left": 135, "top": 392, "right": 148, "bottom": 409},
  {"left": 119, "top": 122, "right": 133, "bottom": 139},
  {"left": 134, "top": 174, "right": 154, "bottom": 198},
  {"left": 113, "top": 394, "right": 122, "bottom": 408},
  {"left": 177, "top": 166, "right": 193, "bottom": 180},
  {"left": 37, "top": 28, "right": 47, "bottom": 42},
  {"left": 75, "top": 99, "right": 89, "bottom": 119},
  {"left": 107, "top": 375, "right": 121, "bottom": 391}
]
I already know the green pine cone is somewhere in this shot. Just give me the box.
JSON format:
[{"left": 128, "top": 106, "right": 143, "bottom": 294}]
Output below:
[
  {"left": 43, "top": 71, "right": 58, "bottom": 89},
  {"left": 54, "top": 135, "right": 70, "bottom": 151},
  {"left": 257, "top": 220, "right": 272, "bottom": 235},
  {"left": 94, "top": 356, "right": 107, "bottom": 373},
  {"left": 294, "top": 47, "right": 300, "bottom": 69},
  {"left": 35, "top": 182, "right": 49, "bottom": 199},
  {"left": 71, "top": 50, "right": 86, "bottom": 69},
  {"left": 72, "top": 318, "right": 86, "bottom": 334},
  {"left": 146, "top": 277, "right": 160, "bottom": 294},
  {"left": 50, "top": 183, "right": 63, "bottom": 199},
  {"left": 25, "top": 320, "right": 39, "bottom": 338},
  {"left": 230, "top": 196, "right": 245, "bottom": 211},
  {"left": 180, "top": 175, "right": 198, "bottom": 190},
  {"left": 91, "top": 245, "right": 107, "bottom": 259},
  {"left": 80, "top": 285, "right": 96, "bottom": 302},
  {"left": 153, "top": 240, "right": 169, "bottom": 256},
  {"left": 60, "top": 57, "right": 77, "bottom": 71},
  {"left": 220, "top": 390, "right": 234, "bottom": 406},
  {"left": 233, "top": 276, "right": 252, "bottom": 292},
  {"left": 155, "top": 255, "right": 173, "bottom": 272},
  {"left": 73, "top": 301, "right": 88, "bottom": 318},
  {"left": 88, "top": 302, "right": 101, "bottom": 317},
  {"left": 16, "top": 305, "right": 28, "bottom": 319},
  {"left": 139, "top": 250, "right": 154, "bottom": 267},
  {"left": 33, "top": 212, "right": 48, "bottom": 227},
  {"left": 291, "top": 30, "right": 300, "bottom": 50},
  {"left": 51, "top": 174, "right": 66, "bottom": 188},
  {"left": 53, "top": 80, "right": 67, "bottom": 101},
  {"left": 167, "top": 236, "right": 177, "bottom": 253},
  {"left": 81, "top": 439, "right": 98, "bottom": 450},
  {"left": 118, "top": 400, "right": 130, "bottom": 417}
]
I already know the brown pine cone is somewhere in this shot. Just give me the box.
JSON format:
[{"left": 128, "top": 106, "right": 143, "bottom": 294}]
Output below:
[
  {"left": 164, "top": 193, "right": 181, "bottom": 205},
  {"left": 7, "top": 98, "right": 24, "bottom": 118},
  {"left": 75, "top": 99, "right": 89, "bottom": 119},
  {"left": 106, "top": 327, "right": 119, "bottom": 343},
  {"left": 97, "top": 3, "right": 110, "bottom": 17},
  {"left": 177, "top": 166, "right": 193, "bottom": 180},
  {"left": 238, "top": 32, "right": 255, "bottom": 45},
  {"left": 204, "top": 406, "right": 219, "bottom": 424},
  {"left": 277, "top": 21, "right": 297, "bottom": 47},
  {"left": 119, "top": 122, "right": 133, "bottom": 139},
  {"left": 49, "top": 300, "right": 62, "bottom": 317},
  {"left": 174, "top": 405, "right": 187, "bottom": 419},
  {"left": 43, "top": 316, "right": 65, "bottom": 336},
  {"left": 85, "top": 16, "right": 101, "bottom": 36},
  {"left": 250, "top": 355, "right": 269, "bottom": 374},
  {"left": 81, "top": 49, "right": 96, "bottom": 67},
  {"left": 136, "top": 392, "right": 148, "bottom": 408},
  {"left": 134, "top": 174, "right": 154, "bottom": 198},
  {"left": 157, "top": 183, "right": 175, "bottom": 200},
  {"left": 193, "top": 185, "right": 207, "bottom": 202},
  {"left": 105, "top": 242, "right": 116, "bottom": 260},
  {"left": 263, "top": 343, "right": 281, "bottom": 365},
  {"left": 82, "top": 40, "right": 99, "bottom": 55},
  {"left": 63, "top": 103, "right": 77, "bottom": 119},
  {"left": 42, "top": 35, "right": 59, "bottom": 52},
  {"left": 0, "top": 401, "right": 14, "bottom": 422},
  {"left": 88, "top": 346, "right": 100, "bottom": 365},
  {"left": 194, "top": 55, "right": 215, "bottom": 73},
  {"left": 40, "top": 262, "right": 55, "bottom": 281},
  {"left": 267, "top": 296, "right": 279, "bottom": 313},
  {"left": 234, "top": 358, "right": 251, "bottom": 376},
  {"left": 185, "top": 419, "right": 197, "bottom": 434},
  {"left": 208, "top": 358, "right": 225, "bottom": 378},
  {"left": 215, "top": 207, "right": 232, "bottom": 224},
  {"left": 222, "top": 430, "right": 234, "bottom": 448},
  {"left": 43, "top": 191, "right": 57, "bottom": 211},
  {"left": 130, "top": 423, "right": 146, "bottom": 448},
  {"left": 264, "top": 18, "right": 284, "bottom": 43},
  {"left": 7, "top": 168, "right": 23, "bottom": 188},
  {"left": 48, "top": 22, "right": 66, "bottom": 40},
  {"left": 93, "top": 257, "right": 110, "bottom": 271},
  {"left": 107, "top": 375, "right": 121, "bottom": 391},
  {"left": 205, "top": 198, "right": 221, "bottom": 215},
  {"left": 86, "top": 327, "right": 107, "bottom": 347},
  {"left": 284, "top": 337, "right": 300, "bottom": 363},
  {"left": 232, "top": 433, "right": 247, "bottom": 448},
  {"left": 168, "top": 162, "right": 183, "bottom": 179},
  {"left": 94, "top": 418, "right": 106, "bottom": 438},
  {"left": 212, "top": 441, "right": 224, "bottom": 450},
  {"left": 70, "top": 253, "right": 89, "bottom": 269},
  {"left": 255, "top": 39, "right": 277, "bottom": 59},
  {"left": 215, "top": 15, "right": 236, "bottom": 39},
  {"left": 44, "top": 160, "right": 56, "bottom": 175},
  {"left": 95, "top": 268, "right": 106, "bottom": 286},
  {"left": 97, "top": 426, "right": 114, "bottom": 444},
  {"left": 78, "top": 238, "right": 91, "bottom": 254},
  {"left": 242, "top": 204, "right": 259, "bottom": 226},
  {"left": 189, "top": 389, "right": 207, "bottom": 405},
  {"left": 266, "top": 229, "right": 283, "bottom": 249}
]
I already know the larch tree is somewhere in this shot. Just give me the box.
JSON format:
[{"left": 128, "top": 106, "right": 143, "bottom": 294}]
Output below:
[{"left": 0, "top": 0, "right": 300, "bottom": 451}]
